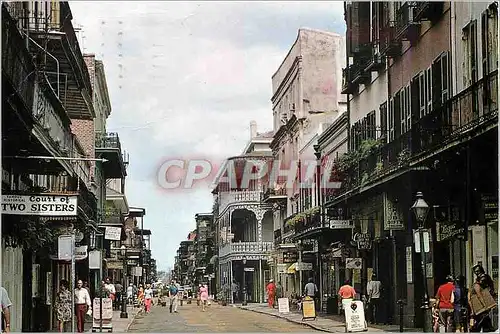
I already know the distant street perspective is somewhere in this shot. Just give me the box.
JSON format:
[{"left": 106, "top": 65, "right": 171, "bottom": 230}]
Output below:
[
  {"left": 128, "top": 302, "right": 318, "bottom": 332},
  {"left": 1, "top": 0, "right": 498, "bottom": 333}
]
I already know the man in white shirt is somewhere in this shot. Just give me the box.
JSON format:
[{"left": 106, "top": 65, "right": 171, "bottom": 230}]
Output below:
[
  {"left": 104, "top": 278, "right": 116, "bottom": 309},
  {"left": 366, "top": 273, "right": 383, "bottom": 324},
  {"left": 1, "top": 287, "right": 12, "bottom": 333},
  {"left": 75, "top": 280, "right": 91, "bottom": 332}
]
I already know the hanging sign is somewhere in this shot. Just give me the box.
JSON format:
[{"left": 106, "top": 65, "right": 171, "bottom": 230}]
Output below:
[
  {"left": 278, "top": 297, "right": 290, "bottom": 314},
  {"left": 104, "top": 227, "right": 122, "bottom": 241},
  {"left": 1, "top": 194, "right": 78, "bottom": 216},
  {"left": 344, "top": 300, "right": 367, "bottom": 332},
  {"left": 89, "top": 250, "right": 102, "bottom": 270},
  {"left": 353, "top": 233, "right": 372, "bottom": 250},
  {"left": 301, "top": 296, "right": 316, "bottom": 320},
  {"left": 346, "top": 258, "right": 362, "bottom": 269}
]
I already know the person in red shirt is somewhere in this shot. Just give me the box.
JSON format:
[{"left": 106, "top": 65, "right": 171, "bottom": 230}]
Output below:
[
  {"left": 435, "top": 275, "right": 455, "bottom": 332},
  {"left": 266, "top": 280, "right": 276, "bottom": 308}
]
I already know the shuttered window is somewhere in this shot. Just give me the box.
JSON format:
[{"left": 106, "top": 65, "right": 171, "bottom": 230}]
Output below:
[
  {"left": 379, "top": 102, "right": 388, "bottom": 144},
  {"left": 388, "top": 98, "right": 395, "bottom": 142}
]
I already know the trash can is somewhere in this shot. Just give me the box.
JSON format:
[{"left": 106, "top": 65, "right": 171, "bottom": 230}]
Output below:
[{"left": 327, "top": 296, "right": 338, "bottom": 315}]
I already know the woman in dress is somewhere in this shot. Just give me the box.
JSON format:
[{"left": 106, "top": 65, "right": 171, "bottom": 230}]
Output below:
[
  {"left": 55, "top": 280, "right": 72, "bottom": 332},
  {"left": 199, "top": 284, "right": 209, "bottom": 312},
  {"left": 137, "top": 284, "right": 144, "bottom": 306},
  {"left": 144, "top": 284, "right": 154, "bottom": 313}
]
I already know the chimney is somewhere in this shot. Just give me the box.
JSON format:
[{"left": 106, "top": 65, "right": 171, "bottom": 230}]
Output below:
[{"left": 250, "top": 121, "right": 257, "bottom": 139}]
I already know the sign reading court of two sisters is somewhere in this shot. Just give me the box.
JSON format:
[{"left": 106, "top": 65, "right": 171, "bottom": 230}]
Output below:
[{"left": 1, "top": 194, "right": 78, "bottom": 216}]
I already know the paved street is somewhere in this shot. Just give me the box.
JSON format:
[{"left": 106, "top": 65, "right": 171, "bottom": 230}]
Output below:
[{"left": 128, "top": 302, "right": 317, "bottom": 332}]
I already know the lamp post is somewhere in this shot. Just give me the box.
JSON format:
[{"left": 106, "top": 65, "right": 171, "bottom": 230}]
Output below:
[
  {"left": 120, "top": 245, "right": 128, "bottom": 319},
  {"left": 411, "top": 192, "right": 431, "bottom": 332},
  {"left": 242, "top": 256, "right": 247, "bottom": 306}
]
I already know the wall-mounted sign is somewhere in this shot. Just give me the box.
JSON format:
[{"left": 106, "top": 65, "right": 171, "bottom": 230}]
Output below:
[
  {"left": 383, "top": 193, "right": 404, "bottom": 230},
  {"left": 346, "top": 258, "right": 362, "bottom": 269},
  {"left": 1, "top": 194, "right": 78, "bottom": 216},
  {"left": 104, "top": 227, "right": 122, "bottom": 241},
  {"left": 89, "top": 250, "right": 102, "bottom": 269},
  {"left": 353, "top": 233, "right": 372, "bottom": 250},
  {"left": 329, "top": 219, "right": 354, "bottom": 229},
  {"left": 283, "top": 251, "right": 298, "bottom": 263}
]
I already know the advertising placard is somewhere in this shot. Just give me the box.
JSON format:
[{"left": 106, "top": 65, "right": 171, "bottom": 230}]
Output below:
[
  {"left": 1, "top": 194, "right": 78, "bottom": 216},
  {"left": 344, "top": 300, "right": 367, "bottom": 332},
  {"left": 277, "top": 298, "right": 290, "bottom": 314},
  {"left": 301, "top": 296, "right": 316, "bottom": 320},
  {"left": 93, "top": 297, "right": 113, "bottom": 330}
]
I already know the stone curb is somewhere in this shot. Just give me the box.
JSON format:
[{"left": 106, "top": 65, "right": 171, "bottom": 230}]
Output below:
[
  {"left": 125, "top": 308, "right": 143, "bottom": 332},
  {"left": 236, "top": 306, "right": 336, "bottom": 333}
]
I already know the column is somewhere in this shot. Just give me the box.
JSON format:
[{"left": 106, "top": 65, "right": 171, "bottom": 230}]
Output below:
[{"left": 254, "top": 209, "right": 265, "bottom": 303}]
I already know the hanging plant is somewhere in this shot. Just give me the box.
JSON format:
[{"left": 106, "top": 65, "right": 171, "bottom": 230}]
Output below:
[
  {"left": 3, "top": 217, "right": 59, "bottom": 251},
  {"left": 335, "top": 139, "right": 382, "bottom": 172}
]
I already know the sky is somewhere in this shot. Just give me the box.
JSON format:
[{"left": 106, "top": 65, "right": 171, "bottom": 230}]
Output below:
[{"left": 70, "top": 1, "right": 345, "bottom": 271}]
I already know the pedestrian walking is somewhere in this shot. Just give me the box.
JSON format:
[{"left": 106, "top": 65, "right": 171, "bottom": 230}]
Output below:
[
  {"left": 454, "top": 275, "right": 467, "bottom": 332},
  {"left": 231, "top": 280, "right": 239, "bottom": 304},
  {"left": 304, "top": 278, "right": 319, "bottom": 310},
  {"left": 144, "top": 284, "right": 153, "bottom": 313},
  {"left": 468, "top": 264, "right": 496, "bottom": 332},
  {"left": 55, "top": 280, "right": 72, "bottom": 332},
  {"left": 338, "top": 280, "right": 356, "bottom": 316},
  {"left": 127, "top": 283, "right": 134, "bottom": 305},
  {"left": 199, "top": 284, "right": 209, "bottom": 312},
  {"left": 74, "top": 280, "right": 91, "bottom": 333},
  {"left": 435, "top": 275, "right": 455, "bottom": 332},
  {"left": 114, "top": 281, "right": 123, "bottom": 310},
  {"left": 1, "top": 286, "right": 12, "bottom": 333},
  {"left": 169, "top": 280, "right": 179, "bottom": 313},
  {"left": 366, "top": 273, "right": 382, "bottom": 324},
  {"left": 137, "top": 284, "right": 144, "bottom": 306},
  {"left": 104, "top": 278, "right": 116, "bottom": 310},
  {"left": 266, "top": 279, "right": 276, "bottom": 308}
]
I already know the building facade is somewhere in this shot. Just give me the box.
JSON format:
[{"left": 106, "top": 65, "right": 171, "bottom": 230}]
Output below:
[
  {"left": 320, "top": 1, "right": 498, "bottom": 327},
  {"left": 265, "top": 28, "right": 346, "bottom": 302},
  {"left": 212, "top": 122, "right": 274, "bottom": 304}
]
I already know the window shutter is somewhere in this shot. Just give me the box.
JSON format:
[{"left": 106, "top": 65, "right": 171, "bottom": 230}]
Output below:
[
  {"left": 379, "top": 102, "right": 388, "bottom": 144},
  {"left": 432, "top": 58, "right": 442, "bottom": 110},
  {"left": 394, "top": 91, "right": 401, "bottom": 138},
  {"left": 412, "top": 75, "right": 421, "bottom": 123}
]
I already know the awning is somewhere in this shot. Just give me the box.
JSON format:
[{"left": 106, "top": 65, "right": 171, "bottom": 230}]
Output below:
[{"left": 287, "top": 262, "right": 297, "bottom": 274}]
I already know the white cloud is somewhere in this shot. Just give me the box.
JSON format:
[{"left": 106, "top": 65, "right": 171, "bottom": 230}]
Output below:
[{"left": 69, "top": 1, "right": 345, "bottom": 269}]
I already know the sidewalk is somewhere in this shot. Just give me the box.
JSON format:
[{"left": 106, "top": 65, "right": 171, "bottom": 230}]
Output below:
[
  {"left": 236, "top": 303, "right": 422, "bottom": 333},
  {"left": 86, "top": 305, "right": 142, "bottom": 333},
  {"left": 236, "top": 303, "right": 386, "bottom": 333}
]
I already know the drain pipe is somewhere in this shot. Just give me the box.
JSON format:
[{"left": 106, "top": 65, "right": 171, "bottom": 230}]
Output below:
[
  {"left": 22, "top": 32, "right": 60, "bottom": 97},
  {"left": 451, "top": 2, "right": 457, "bottom": 95}
]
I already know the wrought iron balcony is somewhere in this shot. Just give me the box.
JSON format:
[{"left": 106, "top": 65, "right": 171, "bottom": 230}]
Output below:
[
  {"left": 413, "top": 2, "right": 444, "bottom": 23},
  {"left": 273, "top": 229, "right": 282, "bottom": 247},
  {"left": 2, "top": 5, "right": 36, "bottom": 113},
  {"left": 218, "top": 241, "right": 274, "bottom": 258},
  {"left": 262, "top": 187, "right": 287, "bottom": 203},
  {"left": 341, "top": 66, "right": 358, "bottom": 94},
  {"left": 364, "top": 44, "right": 386, "bottom": 72},
  {"left": 379, "top": 22, "right": 403, "bottom": 58},
  {"left": 218, "top": 190, "right": 262, "bottom": 213},
  {"left": 412, "top": 70, "right": 498, "bottom": 158},
  {"left": 95, "top": 132, "right": 128, "bottom": 179},
  {"left": 102, "top": 206, "right": 123, "bottom": 226},
  {"left": 394, "top": 2, "right": 420, "bottom": 42},
  {"left": 293, "top": 212, "right": 322, "bottom": 235}
]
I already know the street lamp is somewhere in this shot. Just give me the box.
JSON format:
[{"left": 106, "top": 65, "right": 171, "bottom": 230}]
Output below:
[
  {"left": 242, "top": 256, "right": 247, "bottom": 306},
  {"left": 120, "top": 245, "right": 128, "bottom": 319},
  {"left": 411, "top": 192, "right": 431, "bottom": 332}
]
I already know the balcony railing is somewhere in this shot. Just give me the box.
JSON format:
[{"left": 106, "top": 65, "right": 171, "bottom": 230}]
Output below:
[
  {"left": 394, "top": 2, "right": 420, "bottom": 41},
  {"left": 103, "top": 206, "right": 123, "bottom": 225},
  {"left": 219, "top": 241, "right": 274, "bottom": 258},
  {"left": 294, "top": 212, "right": 322, "bottom": 235},
  {"left": 218, "top": 190, "right": 262, "bottom": 212},
  {"left": 96, "top": 132, "right": 122, "bottom": 151},
  {"left": 413, "top": 2, "right": 444, "bottom": 22},
  {"left": 262, "top": 187, "right": 287, "bottom": 202},
  {"left": 2, "top": 5, "right": 36, "bottom": 112},
  {"left": 412, "top": 70, "right": 498, "bottom": 157},
  {"left": 333, "top": 71, "right": 498, "bottom": 198},
  {"left": 379, "top": 22, "right": 402, "bottom": 58}
]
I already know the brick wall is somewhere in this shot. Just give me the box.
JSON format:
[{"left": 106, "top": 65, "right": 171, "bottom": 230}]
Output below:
[{"left": 71, "top": 119, "right": 95, "bottom": 177}]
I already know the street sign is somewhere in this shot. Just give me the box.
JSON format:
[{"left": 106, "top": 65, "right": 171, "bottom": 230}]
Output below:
[
  {"left": 244, "top": 267, "right": 255, "bottom": 272},
  {"left": 414, "top": 230, "right": 430, "bottom": 253},
  {"left": 346, "top": 258, "right": 362, "bottom": 269}
]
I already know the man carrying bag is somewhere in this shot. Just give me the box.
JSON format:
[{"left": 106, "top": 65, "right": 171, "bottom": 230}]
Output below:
[{"left": 468, "top": 264, "right": 497, "bottom": 332}]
